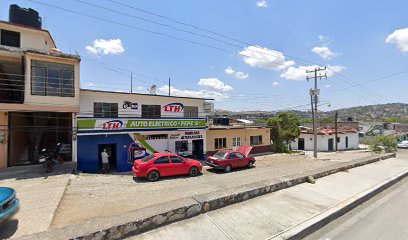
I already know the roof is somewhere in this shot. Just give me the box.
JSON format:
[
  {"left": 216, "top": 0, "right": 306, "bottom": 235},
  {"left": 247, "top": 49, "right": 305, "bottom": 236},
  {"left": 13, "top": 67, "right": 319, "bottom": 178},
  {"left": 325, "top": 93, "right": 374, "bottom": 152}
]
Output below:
[
  {"left": 236, "top": 119, "right": 254, "bottom": 124},
  {"left": 300, "top": 127, "right": 358, "bottom": 135},
  {"left": 0, "top": 20, "right": 56, "bottom": 47},
  {"left": 0, "top": 44, "right": 80, "bottom": 60},
  {"left": 80, "top": 89, "right": 214, "bottom": 101}
]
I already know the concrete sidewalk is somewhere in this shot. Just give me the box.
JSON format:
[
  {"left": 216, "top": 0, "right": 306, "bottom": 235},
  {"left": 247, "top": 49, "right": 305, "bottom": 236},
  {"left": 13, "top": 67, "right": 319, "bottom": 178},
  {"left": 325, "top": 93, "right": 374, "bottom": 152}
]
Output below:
[{"left": 128, "top": 156, "right": 408, "bottom": 240}]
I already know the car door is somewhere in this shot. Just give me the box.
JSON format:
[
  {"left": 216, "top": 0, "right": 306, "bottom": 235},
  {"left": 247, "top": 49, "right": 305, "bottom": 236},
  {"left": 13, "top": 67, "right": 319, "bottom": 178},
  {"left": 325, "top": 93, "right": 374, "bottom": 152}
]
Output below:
[
  {"left": 153, "top": 156, "right": 173, "bottom": 176},
  {"left": 170, "top": 156, "right": 188, "bottom": 175},
  {"left": 235, "top": 152, "right": 248, "bottom": 167},
  {"left": 227, "top": 153, "right": 240, "bottom": 168}
]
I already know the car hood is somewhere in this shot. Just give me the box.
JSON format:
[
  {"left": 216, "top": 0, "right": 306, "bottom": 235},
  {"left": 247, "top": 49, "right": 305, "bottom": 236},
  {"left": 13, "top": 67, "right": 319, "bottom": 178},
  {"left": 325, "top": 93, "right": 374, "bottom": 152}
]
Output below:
[
  {"left": 0, "top": 187, "right": 15, "bottom": 204},
  {"left": 236, "top": 146, "right": 253, "bottom": 157}
]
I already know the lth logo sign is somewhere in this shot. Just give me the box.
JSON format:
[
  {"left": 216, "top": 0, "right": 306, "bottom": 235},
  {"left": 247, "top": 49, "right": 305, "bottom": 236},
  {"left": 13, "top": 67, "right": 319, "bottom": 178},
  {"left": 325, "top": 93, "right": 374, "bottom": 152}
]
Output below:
[
  {"left": 163, "top": 103, "right": 184, "bottom": 112},
  {"left": 100, "top": 120, "right": 124, "bottom": 129}
]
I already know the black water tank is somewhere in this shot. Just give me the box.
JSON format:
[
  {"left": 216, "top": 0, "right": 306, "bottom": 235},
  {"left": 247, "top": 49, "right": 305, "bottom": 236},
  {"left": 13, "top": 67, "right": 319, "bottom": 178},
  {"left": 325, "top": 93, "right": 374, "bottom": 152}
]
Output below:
[
  {"left": 213, "top": 117, "right": 230, "bottom": 126},
  {"left": 9, "top": 4, "right": 42, "bottom": 29}
]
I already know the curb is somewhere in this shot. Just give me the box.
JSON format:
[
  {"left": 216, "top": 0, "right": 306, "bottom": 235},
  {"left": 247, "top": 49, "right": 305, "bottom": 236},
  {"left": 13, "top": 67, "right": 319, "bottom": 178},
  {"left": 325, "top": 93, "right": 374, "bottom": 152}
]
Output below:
[
  {"left": 270, "top": 166, "right": 408, "bottom": 240},
  {"left": 17, "top": 153, "right": 396, "bottom": 240}
]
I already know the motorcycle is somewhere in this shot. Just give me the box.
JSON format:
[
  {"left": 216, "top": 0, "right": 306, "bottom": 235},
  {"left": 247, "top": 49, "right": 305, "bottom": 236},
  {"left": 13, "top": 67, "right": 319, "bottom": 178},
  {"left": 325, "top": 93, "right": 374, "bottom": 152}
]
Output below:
[
  {"left": 123, "top": 101, "right": 138, "bottom": 109},
  {"left": 39, "top": 143, "right": 64, "bottom": 172}
]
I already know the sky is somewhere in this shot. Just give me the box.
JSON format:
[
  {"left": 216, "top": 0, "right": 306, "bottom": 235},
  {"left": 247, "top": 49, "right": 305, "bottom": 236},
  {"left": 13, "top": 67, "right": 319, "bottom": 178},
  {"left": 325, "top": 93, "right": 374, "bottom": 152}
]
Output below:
[{"left": 1, "top": 0, "right": 408, "bottom": 112}]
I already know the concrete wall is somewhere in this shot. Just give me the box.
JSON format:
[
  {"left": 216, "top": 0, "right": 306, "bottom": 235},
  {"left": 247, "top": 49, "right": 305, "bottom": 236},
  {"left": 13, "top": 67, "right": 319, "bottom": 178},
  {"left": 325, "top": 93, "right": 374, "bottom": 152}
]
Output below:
[
  {"left": 0, "top": 22, "right": 55, "bottom": 51},
  {"left": 206, "top": 127, "right": 271, "bottom": 152},
  {"left": 290, "top": 132, "right": 359, "bottom": 151},
  {"left": 79, "top": 90, "right": 211, "bottom": 118}
]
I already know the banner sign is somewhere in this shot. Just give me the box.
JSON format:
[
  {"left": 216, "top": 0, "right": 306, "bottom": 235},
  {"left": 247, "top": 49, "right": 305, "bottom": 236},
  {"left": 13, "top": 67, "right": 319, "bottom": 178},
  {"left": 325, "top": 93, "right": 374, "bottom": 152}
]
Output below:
[
  {"left": 77, "top": 118, "right": 207, "bottom": 131},
  {"left": 163, "top": 103, "right": 184, "bottom": 112}
]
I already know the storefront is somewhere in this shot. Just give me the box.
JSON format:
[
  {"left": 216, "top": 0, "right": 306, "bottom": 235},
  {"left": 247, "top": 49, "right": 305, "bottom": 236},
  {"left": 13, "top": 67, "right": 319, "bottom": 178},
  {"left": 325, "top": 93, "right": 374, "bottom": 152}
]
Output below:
[{"left": 77, "top": 118, "right": 207, "bottom": 173}]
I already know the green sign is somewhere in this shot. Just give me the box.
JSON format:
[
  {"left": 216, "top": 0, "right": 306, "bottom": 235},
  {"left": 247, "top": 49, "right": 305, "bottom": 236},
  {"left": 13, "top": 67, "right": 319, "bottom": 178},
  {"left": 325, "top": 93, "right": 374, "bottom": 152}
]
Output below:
[{"left": 77, "top": 118, "right": 207, "bottom": 131}]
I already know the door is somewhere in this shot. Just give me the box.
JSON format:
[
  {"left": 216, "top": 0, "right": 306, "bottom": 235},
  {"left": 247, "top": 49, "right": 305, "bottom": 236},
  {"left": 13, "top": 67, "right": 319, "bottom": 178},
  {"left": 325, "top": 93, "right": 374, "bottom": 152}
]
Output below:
[
  {"left": 346, "top": 137, "right": 349, "bottom": 149},
  {"left": 192, "top": 139, "right": 204, "bottom": 160},
  {"left": 328, "top": 138, "right": 334, "bottom": 151},
  {"left": 298, "top": 138, "right": 305, "bottom": 150},
  {"left": 227, "top": 153, "right": 240, "bottom": 168},
  {"left": 98, "top": 144, "right": 117, "bottom": 172},
  {"left": 235, "top": 152, "right": 248, "bottom": 167},
  {"left": 170, "top": 155, "right": 188, "bottom": 175},
  {"left": 153, "top": 156, "right": 173, "bottom": 176}
]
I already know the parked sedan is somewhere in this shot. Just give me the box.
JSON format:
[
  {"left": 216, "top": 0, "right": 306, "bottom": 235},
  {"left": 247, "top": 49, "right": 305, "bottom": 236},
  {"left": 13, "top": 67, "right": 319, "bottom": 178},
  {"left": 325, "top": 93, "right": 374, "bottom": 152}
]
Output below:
[
  {"left": 132, "top": 153, "right": 203, "bottom": 181},
  {"left": 206, "top": 146, "right": 255, "bottom": 173},
  {"left": 397, "top": 140, "right": 408, "bottom": 149},
  {"left": 0, "top": 187, "right": 19, "bottom": 226}
]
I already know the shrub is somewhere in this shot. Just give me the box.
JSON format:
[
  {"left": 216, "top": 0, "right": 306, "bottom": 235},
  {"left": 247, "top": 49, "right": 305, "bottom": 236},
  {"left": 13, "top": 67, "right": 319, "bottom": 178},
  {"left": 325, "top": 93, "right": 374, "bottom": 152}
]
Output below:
[{"left": 368, "top": 135, "right": 398, "bottom": 153}]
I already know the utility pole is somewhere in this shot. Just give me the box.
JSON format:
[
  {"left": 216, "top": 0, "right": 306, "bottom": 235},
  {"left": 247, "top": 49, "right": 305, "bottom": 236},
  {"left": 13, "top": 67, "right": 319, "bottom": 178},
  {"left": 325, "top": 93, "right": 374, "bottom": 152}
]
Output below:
[
  {"left": 306, "top": 67, "right": 327, "bottom": 158},
  {"left": 168, "top": 78, "right": 171, "bottom": 96},
  {"left": 130, "top": 73, "right": 133, "bottom": 93},
  {"left": 335, "top": 111, "right": 338, "bottom": 152}
]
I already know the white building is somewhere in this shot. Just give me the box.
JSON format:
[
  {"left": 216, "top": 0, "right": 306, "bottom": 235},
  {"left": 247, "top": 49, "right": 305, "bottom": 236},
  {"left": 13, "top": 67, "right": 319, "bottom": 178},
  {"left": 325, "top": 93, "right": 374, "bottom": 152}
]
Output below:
[
  {"left": 290, "top": 128, "right": 359, "bottom": 151},
  {"left": 76, "top": 89, "right": 214, "bottom": 173}
]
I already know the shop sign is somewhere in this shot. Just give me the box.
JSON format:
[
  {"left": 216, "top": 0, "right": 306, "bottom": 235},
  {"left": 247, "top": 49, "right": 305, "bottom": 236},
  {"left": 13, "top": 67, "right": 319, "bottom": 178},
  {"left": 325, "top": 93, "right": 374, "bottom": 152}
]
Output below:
[
  {"left": 163, "top": 103, "right": 184, "bottom": 112},
  {"left": 123, "top": 101, "right": 138, "bottom": 109},
  {"left": 181, "top": 131, "right": 203, "bottom": 139},
  {"left": 78, "top": 118, "right": 207, "bottom": 131}
]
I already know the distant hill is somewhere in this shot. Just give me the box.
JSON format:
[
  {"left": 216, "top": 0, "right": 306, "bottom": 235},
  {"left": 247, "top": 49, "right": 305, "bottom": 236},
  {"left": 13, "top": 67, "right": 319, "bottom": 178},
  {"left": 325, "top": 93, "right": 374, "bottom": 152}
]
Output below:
[{"left": 215, "top": 103, "right": 408, "bottom": 122}]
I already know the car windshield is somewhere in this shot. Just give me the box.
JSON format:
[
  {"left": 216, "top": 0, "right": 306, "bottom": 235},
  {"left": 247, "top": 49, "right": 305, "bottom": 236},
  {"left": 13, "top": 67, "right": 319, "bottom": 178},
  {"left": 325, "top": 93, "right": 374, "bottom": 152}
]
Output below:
[
  {"left": 141, "top": 154, "right": 156, "bottom": 162},
  {"left": 213, "top": 151, "right": 228, "bottom": 159}
]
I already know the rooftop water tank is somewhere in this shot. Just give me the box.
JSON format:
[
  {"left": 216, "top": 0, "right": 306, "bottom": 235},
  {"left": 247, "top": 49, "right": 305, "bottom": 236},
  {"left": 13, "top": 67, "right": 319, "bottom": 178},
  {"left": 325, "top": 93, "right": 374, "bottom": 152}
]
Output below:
[{"left": 9, "top": 4, "right": 42, "bottom": 29}]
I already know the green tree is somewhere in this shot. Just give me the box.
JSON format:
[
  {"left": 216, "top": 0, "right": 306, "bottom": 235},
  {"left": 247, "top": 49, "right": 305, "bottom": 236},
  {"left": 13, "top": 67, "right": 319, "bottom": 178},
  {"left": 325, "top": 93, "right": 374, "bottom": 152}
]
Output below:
[
  {"left": 367, "top": 135, "right": 398, "bottom": 153},
  {"left": 267, "top": 112, "right": 301, "bottom": 153}
]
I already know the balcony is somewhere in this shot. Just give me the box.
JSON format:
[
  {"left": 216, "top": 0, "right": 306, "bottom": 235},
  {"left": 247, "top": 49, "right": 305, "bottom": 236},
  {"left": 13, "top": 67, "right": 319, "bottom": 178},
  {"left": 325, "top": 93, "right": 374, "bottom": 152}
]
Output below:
[{"left": 0, "top": 57, "right": 24, "bottom": 103}]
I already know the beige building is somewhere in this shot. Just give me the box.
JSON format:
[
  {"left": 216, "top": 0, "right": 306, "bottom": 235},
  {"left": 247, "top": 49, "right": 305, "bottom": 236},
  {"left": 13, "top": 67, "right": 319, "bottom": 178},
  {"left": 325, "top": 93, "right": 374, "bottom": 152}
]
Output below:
[
  {"left": 0, "top": 5, "right": 80, "bottom": 168},
  {"left": 206, "top": 124, "right": 271, "bottom": 156}
]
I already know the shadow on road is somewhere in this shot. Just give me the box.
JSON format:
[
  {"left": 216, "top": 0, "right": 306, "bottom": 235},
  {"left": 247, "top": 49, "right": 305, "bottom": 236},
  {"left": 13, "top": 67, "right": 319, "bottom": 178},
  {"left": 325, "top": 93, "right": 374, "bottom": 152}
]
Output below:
[{"left": 0, "top": 219, "right": 19, "bottom": 239}]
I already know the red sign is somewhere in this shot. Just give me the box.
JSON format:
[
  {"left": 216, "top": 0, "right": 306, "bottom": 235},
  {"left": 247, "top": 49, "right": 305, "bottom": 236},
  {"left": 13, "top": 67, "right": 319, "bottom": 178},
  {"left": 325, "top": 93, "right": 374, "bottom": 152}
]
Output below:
[
  {"left": 100, "top": 120, "right": 124, "bottom": 129},
  {"left": 163, "top": 103, "right": 184, "bottom": 112}
]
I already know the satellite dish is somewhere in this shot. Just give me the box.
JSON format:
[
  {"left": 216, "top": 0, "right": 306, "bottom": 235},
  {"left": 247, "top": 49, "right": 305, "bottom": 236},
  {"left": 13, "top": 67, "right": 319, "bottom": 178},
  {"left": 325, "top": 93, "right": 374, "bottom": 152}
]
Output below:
[{"left": 148, "top": 85, "right": 157, "bottom": 95}]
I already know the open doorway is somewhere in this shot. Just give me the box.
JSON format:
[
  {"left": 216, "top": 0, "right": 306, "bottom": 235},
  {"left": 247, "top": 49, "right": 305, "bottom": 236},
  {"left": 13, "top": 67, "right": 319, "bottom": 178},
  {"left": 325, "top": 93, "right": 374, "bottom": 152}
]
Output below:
[
  {"left": 98, "top": 144, "right": 117, "bottom": 172},
  {"left": 298, "top": 138, "right": 305, "bottom": 150},
  {"left": 192, "top": 139, "right": 204, "bottom": 160}
]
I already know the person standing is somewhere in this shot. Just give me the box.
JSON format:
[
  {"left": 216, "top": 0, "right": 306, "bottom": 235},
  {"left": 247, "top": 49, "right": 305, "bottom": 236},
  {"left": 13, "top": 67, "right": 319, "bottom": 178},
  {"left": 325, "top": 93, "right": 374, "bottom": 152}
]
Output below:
[{"left": 101, "top": 149, "right": 109, "bottom": 173}]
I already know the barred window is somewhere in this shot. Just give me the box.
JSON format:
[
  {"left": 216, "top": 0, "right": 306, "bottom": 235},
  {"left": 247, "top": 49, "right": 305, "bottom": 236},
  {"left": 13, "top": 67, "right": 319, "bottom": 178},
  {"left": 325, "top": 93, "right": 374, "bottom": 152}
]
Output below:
[
  {"left": 142, "top": 104, "right": 161, "bottom": 118},
  {"left": 94, "top": 102, "right": 118, "bottom": 118},
  {"left": 184, "top": 106, "right": 198, "bottom": 118},
  {"left": 250, "top": 135, "right": 263, "bottom": 145},
  {"left": 215, "top": 138, "right": 227, "bottom": 149}
]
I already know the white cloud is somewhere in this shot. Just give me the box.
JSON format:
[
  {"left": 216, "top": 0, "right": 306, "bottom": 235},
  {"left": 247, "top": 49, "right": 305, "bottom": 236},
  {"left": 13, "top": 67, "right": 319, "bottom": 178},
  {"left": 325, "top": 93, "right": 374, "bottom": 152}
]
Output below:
[
  {"left": 325, "top": 84, "right": 331, "bottom": 88},
  {"left": 224, "top": 67, "right": 249, "bottom": 80},
  {"left": 319, "top": 35, "right": 329, "bottom": 43},
  {"left": 312, "top": 46, "right": 337, "bottom": 60},
  {"left": 272, "top": 81, "right": 280, "bottom": 87},
  {"left": 198, "top": 78, "right": 233, "bottom": 92},
  {"left": 158, "top": 85, "right": 229, "bottom": 101},
  {"left": 86, "top": 39, "right": 125, "bottom": 55},
  {"left": 82, "top": 82, "right": 95, "bottom": 88},
  {"left": 256, "top": 0, "right": 268, "bottom": 7},
  {"left": 239, "top": 45, "right": 295, "bottom": 70},
  {"left": 280, "top": 65, "right": 345, "bottom": 81},
  {"left": 386, "top": 27, "right": 408, "bottom": 52}
]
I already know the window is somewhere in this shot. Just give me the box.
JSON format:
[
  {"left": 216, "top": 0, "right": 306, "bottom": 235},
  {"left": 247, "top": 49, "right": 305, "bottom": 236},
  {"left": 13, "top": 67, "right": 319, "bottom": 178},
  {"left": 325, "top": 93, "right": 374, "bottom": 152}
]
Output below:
[
  {"left": 184, "top": 106, "right": 198, "bottom": 118},
  {"left": 170, "top": 156, "right": 183, "bottom": 164},
  {"left": 346, "top": 136, "right": 349, "bottom": 148},
  {"left": 31, "top": 60, "right": 75, "bottom": 97},
  {"left": 235, "top": 152, "right": 245, "bottom": 158},
  {"left": 228, "top": 153, "right": 237, "bottom": 159},
  {"left": 154, "top": 156, "right": 170, "bottom": 164},
  {"left": 94, "top": 102, "right": 118, "bottom": 118},
  {"left": 214, "top": 138, "right": 227, "bottom": 149},
  {"left": 142, "top": 104, "right": 161, "bottom": 118},
  {"left": 144, "top": 134, "right": 168, "bottom": 140},
  {"left": 232, "top": 137, "right": 241, "bottom": 147},
  {"left": 1, "top": 29, "right": 20, "bottom": 47},
  {"left": 213, "top": 151, "right": 228, "bottom": 159},
  {"left": 250, "top": 135, "right": 263, "bottom": 145},
  {"left": 336, "top": 137, "right": 341, "bottom": 143},
  {"left": 175, "top": 141, "right": 188, "bottom": 153}
]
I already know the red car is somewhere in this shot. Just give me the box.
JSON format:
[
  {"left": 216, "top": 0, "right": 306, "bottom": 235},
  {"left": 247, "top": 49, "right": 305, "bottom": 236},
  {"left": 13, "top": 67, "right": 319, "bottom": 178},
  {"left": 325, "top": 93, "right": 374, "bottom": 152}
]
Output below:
[
  {"left": 132, "top": 152, "right": 203, "bottom": 181},
  {"left": 206, "top": 146, "right": 255, "bottom": 172}
]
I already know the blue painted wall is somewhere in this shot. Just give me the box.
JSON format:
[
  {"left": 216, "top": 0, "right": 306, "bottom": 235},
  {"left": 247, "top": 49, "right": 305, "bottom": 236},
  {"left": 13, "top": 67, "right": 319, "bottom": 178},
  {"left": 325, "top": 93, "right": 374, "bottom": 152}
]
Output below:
[{"left": 77, "top": 134, "right": 134, "bottom": 173}]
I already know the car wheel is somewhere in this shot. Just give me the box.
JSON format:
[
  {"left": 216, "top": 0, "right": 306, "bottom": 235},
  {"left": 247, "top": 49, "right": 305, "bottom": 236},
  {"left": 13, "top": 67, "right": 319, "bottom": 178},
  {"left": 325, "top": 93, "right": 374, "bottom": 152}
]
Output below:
[
  {"left": 189, "top": 166, "right": 199, "bottom": 177},
  {"left": 147, "top": 170, "right": 160, "bottom": 182},
  {"left": 224, "top": 165, "right": 232, "bottom": 173},
  {"left": 247, "top": 161, "right": 254, "bottom": 168}
]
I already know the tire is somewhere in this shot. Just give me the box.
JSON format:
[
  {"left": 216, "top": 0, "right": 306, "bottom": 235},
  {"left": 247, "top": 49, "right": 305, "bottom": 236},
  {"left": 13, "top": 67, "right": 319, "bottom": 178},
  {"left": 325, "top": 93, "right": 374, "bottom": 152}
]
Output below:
[
  {"left": 224, "top": 165, "right": 232, "bottom": 173},
  {"left": 147, "top": 170, "right": 160, "bottom": 182},
  {"left": 247, "top": 161, "right": 255, "bottom": 168},
  {"left": 189, "top": 166, "right": 199, "bottom": 177}
]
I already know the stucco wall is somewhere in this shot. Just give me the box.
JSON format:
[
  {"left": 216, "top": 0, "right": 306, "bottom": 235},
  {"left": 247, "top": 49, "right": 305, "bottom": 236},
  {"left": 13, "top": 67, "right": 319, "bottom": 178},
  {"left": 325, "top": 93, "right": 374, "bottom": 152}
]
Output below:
[
  {"left": 206, "top": 127, "right": 271, "bottom": 152},
  {"left": 0, "top": 112, "right": 8, "bottom": 169},
  {"left": 78, "top": 90, "right": 210, "bottom": 118},
  {"left": 290, "top": 132, "right": 359, "bottom": 151}
]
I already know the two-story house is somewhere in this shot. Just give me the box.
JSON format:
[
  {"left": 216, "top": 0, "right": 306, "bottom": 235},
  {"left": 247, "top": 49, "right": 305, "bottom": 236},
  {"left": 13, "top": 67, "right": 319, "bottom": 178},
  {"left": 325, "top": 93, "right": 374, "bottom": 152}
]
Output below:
[
  {"left": 77, "top": 89, "right": 213, "bottom": 173},
  {"left": 0, "top": 5, "right": 80, "bottom": 169}
]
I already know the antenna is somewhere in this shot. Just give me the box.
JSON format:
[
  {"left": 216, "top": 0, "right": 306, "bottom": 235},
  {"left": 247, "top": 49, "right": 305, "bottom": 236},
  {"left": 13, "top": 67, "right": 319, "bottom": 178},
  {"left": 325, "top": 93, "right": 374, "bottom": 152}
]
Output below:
[{"left": 148, "top": 84, "right": 157, "bottom": 95}]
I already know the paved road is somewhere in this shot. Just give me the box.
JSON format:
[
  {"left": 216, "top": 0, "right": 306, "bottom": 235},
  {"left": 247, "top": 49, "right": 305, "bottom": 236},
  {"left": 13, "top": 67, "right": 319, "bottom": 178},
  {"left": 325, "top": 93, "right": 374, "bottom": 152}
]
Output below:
[
  {"left": 127, "top": 156, "right": 408, "bottom": 240},
  {"left": 305, "top": 149, "right": 408, "bottom": 240}
]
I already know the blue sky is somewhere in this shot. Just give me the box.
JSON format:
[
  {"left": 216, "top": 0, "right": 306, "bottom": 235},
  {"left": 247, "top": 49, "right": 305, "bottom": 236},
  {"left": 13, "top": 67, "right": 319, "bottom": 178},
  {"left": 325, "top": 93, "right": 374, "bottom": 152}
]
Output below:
[{"left": 2, "top": 0, "right": 408, "bottom": 112}]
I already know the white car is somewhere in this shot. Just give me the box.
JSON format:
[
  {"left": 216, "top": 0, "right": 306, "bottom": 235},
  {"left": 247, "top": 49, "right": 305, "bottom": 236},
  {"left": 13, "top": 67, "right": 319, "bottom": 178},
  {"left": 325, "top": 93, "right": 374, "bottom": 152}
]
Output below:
[{"left": 397, "top": 141, "right": 408, "bottom": 148}]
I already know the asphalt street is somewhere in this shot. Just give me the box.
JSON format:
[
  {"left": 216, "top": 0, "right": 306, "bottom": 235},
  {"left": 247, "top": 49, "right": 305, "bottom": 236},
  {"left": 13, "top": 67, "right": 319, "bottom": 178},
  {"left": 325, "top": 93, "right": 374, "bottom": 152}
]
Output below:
[{"left": 305, "top": 149, "right": 408, "bottom": 240}]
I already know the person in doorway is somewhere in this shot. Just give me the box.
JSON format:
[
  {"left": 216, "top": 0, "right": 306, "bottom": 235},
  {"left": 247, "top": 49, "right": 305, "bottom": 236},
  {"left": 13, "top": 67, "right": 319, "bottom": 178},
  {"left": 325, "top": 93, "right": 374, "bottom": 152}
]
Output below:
[{"left": 101, "top": 149, "right": 110, "bottom": 173}]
